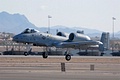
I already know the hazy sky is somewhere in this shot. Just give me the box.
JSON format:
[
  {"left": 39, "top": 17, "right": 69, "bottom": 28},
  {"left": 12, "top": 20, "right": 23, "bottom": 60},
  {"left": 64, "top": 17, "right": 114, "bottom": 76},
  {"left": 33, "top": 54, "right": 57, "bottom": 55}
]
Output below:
[{"left": 0, "top": 0, "right": 120, "bottom": 32}]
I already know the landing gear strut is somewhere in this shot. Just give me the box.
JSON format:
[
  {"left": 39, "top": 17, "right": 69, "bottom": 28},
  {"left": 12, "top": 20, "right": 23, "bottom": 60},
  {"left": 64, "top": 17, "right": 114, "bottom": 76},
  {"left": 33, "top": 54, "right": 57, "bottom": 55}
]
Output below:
[
  {"left": 42, "top": 52, "right": 48, "bottom": 58},
  {"left": 42, "top": 47, "right": 50, "bottom": 59}
]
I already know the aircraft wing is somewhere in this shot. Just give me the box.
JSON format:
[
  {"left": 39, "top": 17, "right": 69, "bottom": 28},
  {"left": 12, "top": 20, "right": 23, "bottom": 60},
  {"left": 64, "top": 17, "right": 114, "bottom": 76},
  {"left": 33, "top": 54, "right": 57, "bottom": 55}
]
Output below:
[{"left": 56, "top": 40, "right": 103, "bottom": 48}]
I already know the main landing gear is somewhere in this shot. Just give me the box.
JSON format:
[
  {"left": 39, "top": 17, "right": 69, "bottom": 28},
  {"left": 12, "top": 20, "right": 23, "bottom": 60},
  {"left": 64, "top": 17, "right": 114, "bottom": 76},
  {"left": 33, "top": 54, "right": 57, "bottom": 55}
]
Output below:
[
  {"left": 65, "top": 54, "right": 71, "bottom": 61},
  {"left": 42, "top": 52, "right": 48, "bottom": 58},
  {"left": 64, "top": 50, "right": 71, "bottom": 61},
  {"left": 42, "top": 49, "right": 72, "bottom": 61},
  {"left": 42, "top": 51, "right": 71, "bottom": 61},
  {"left": 42, "top": 47, "right": 49, "bottom": 59}
]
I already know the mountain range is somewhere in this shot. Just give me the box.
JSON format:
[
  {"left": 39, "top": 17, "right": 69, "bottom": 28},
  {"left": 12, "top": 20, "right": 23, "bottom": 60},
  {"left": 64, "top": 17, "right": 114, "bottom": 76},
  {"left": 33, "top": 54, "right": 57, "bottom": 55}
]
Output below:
[
  {"left": 0, "top": 11, "right": 39, "bottom": 33},
  {"left": 0, "top": 11, "right": 120, "bottom": 38}
]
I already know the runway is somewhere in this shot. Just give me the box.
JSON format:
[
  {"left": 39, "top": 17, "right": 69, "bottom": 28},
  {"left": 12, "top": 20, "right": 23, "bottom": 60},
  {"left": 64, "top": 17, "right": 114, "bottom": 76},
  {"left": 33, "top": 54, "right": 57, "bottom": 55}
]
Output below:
[
  {"left": 0, "top": 71, "right": 120, "bottom": 80},
  {"left": 0, "top": 56, "right": 120, "bottom": 80}
]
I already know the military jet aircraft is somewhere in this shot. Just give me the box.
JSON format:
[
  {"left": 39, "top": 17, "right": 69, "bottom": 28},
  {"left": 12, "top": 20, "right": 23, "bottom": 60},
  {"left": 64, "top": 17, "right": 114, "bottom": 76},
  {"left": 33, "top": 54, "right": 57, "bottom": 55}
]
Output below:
[{"left": 13, "top": 28, "right": 109, "bottom": 61}]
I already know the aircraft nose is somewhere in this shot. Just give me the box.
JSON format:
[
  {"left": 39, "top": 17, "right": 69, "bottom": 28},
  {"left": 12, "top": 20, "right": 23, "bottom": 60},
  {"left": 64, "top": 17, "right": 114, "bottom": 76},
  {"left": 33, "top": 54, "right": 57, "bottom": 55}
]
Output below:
[{"left": 12, "top": 35, "right": 19, "bottom": 42}]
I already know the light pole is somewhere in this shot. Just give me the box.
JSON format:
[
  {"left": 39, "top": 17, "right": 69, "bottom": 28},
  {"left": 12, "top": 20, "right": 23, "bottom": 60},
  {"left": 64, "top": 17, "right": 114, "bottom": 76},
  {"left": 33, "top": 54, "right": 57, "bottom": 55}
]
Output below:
[
  {"left": 48, "top": 15, "right": 52, "bottom": 33},
  {"left": 112, "top": 17, "right": 116, "bottom": 52},
  {"left": 112, "top": 17, "right": 116, "bottom": 39}
]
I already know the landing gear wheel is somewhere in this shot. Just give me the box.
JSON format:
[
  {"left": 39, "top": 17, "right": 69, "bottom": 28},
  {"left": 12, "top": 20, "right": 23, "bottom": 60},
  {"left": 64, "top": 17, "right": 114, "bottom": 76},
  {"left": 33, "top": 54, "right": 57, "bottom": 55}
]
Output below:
[
  {"left": 24, "top": 52, "right": 28, "bottom": 56},
  {"left": 42, "top": 52, "right": 48, "bottom": 58},
  {"left": 100, "top": 53, "right": 104, "bottom": 56},
  {"left": 65, "top": 54, "right": 71, "bottom": 61}
]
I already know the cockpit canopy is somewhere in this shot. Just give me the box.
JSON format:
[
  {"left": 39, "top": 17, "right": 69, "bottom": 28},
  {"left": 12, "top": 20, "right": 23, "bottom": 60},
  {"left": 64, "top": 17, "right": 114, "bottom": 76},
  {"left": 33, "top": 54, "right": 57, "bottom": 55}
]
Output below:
[{"left": 21, "top": 28, "right": 39, "bottom": 34}]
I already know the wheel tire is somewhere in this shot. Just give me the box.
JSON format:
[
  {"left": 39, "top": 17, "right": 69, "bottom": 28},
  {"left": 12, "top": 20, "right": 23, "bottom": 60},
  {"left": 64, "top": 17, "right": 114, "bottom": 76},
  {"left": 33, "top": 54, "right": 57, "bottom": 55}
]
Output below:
[
  {"left": 24, "top": 52, "right": 28, "bottom": 56},
  {"left": 65, "top": 54, "right": 71, "bottom": 61},
  {"left": 42, "top": 52, "right": 48, "bottom": 58},
  {"left": 100, "top": 53, "right": 104, "bottom": 56}
]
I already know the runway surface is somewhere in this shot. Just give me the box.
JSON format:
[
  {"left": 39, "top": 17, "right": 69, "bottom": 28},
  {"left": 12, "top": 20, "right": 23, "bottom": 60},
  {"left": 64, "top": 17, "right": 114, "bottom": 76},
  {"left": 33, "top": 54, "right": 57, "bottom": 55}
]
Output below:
[
  {"left": 0, "top": 55, "right": 120, "bottom": 80},
  {"left": 0, "top": 71, "right": 120, "bottom": 80}
]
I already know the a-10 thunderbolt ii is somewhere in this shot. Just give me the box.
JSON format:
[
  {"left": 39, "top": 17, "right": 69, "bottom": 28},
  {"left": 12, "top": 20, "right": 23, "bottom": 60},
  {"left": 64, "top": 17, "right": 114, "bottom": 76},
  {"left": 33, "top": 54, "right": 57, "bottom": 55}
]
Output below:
[{"left": 13, "top": 28, "right": 109, "bottom": 61}]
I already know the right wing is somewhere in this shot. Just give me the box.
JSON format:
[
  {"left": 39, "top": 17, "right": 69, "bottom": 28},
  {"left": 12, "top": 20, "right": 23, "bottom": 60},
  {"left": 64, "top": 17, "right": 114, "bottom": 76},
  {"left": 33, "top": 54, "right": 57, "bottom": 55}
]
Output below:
[{"left": 55, "top": 40, "right": 103, "bottom": 48}]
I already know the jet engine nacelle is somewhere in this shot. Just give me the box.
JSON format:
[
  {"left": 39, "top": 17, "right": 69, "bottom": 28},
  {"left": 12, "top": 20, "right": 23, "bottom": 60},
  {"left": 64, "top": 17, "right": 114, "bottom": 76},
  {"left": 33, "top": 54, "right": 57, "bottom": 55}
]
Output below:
[
  {"left": 69, "top": 33, "right": 91, "bottom": 41},
  {"left": 56, "top": 32, "right": 69, "bottom": 37}
]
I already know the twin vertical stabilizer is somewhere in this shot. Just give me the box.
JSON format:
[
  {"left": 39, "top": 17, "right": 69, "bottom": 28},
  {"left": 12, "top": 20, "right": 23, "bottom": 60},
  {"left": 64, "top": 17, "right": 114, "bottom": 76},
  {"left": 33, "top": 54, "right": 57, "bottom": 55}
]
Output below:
[{"left": 99, "top": 32, "right": 110, "bottom": 51}]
